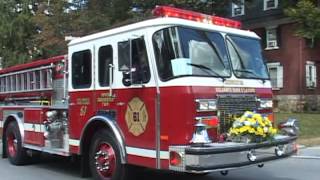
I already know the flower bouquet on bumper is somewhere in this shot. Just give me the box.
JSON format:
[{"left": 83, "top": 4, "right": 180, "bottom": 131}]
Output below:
[{"left": 228, "top": 111, "right": 277, "bottom": 143}]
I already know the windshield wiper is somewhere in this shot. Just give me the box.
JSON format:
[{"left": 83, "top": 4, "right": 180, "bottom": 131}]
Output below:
[
  {"left": 187, "top": 63, "right": 226, "bottom": 82},
  {"left": 226, "top": 37, "right": 246, "bottom": 70},
  {"left": 234, "top": 69, "right": 257, "bottom": 76},
  {"left": 200, "top": 32, "right": 226, "bottom": 69},
  {"left": 234, "top": 69, "right": 266, "bottom": 84},
  {"left": 227, "top": 36, "right": 267, "bottom": 84}
]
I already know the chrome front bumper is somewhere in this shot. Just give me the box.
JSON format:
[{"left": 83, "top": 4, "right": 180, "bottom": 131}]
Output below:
[{"left": 169, "top": 135, "right": 297, "bottom": 173}]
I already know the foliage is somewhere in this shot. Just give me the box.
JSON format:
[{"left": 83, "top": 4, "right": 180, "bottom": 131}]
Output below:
[
  {"left": 32, "top": 0, "right": 71, "bottom": 57},
  {"left": 0, "top": 0, "right": 235, "bottom": 68},
  {"left": 132, "top": 0, "right": 246, "bottom": 16},
  {"left": 0, "top": 0, "right": 39, "bottom": 67},
  {"left": 285, "top": 0, "right": 320, "bottom": 47}
]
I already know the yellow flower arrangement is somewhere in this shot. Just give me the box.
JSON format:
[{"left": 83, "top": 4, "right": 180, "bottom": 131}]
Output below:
[{"left": 229, "top": 111, "right": 277, "bottom": 143}]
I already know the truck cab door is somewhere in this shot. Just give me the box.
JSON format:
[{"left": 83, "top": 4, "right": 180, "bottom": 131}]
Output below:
[
  {"left": 68, "top": 48, "right": 95, "bottom": 148},
  {"left": 115, "top": 36, "right": 158, "bottom": 168}
]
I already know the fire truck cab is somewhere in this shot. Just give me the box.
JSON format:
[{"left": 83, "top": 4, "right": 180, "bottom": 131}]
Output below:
[{"left": 0, "top": 6, "right": 297, "bottom": 180}]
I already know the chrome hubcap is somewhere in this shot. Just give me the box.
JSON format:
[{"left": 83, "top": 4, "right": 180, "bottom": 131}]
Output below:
[
  {"left": 94, "top": 143, "right": 116, "bottom": 179},
  {"left": 95, "top": 150, "right": 110, "bottom": 171}
]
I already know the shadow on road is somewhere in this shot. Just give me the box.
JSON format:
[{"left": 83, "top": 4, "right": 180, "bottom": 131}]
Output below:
[
  {"left": 135, "top": 165, "right": 297, "bottom": 180},
  {"left": 25, "top": 154, "right": 83, "bottom": 178},
  {"left": 0, "top": 150, "right": 299, "bottom": 180}
]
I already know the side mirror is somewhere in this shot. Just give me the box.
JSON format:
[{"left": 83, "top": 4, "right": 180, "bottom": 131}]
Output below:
[
  {"left": 122, "top": 67, "right": 137, "bottom": 87},
  {"left": 122, "top": 71, "right": 131, "bottom": 86}
]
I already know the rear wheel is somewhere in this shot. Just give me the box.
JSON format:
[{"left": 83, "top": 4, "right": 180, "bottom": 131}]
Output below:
[
  {"left": 5, "top": 121, "right": 28, "bottom": 165},
  {"left": 89, "top": 129, "right": 129, "bottom": 180}
]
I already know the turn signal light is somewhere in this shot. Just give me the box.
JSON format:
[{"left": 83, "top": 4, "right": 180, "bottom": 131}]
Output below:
[
  {"left": 153, "top": 6, "right": 242, "bottom": 29},
  {"left": 202, "top": 116, "right": 219, "bottom": 127},
  {"left": 169, "top": 151, "right": 182, "bottom": 166},
  {"left": 267, "top": 113, "right": 274, "bottom": 122}
]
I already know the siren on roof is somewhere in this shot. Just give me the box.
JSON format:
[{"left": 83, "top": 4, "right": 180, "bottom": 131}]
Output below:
[{"left": 152, "top": 6, "right": 242, "bottom": 29}]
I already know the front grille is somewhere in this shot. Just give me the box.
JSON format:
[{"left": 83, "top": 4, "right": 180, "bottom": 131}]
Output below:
[{"left": 217, "top": 94, "right": 258, "bottom": 133}]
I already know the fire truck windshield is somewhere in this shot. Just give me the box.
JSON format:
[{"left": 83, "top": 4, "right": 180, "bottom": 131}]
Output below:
[
  {"left": 153, "top": 26, "right": 231, "bottom": 81},
  {"left": 226, "top": 35, "right": 269, "bottom": 80}
]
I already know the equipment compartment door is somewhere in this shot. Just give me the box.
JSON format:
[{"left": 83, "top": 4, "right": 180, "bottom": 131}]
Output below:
[{"left": 24, "top": 108, "right": 46, "bottom": 146}]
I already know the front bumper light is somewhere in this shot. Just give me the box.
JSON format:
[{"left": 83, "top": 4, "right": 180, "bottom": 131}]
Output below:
[
  {"left": 196, "top": 99, "right": 217, "bottom": 112},
  {"left": 259, "top": 99, "right": 273, "bottom": 109},
  {"left": 169, "top": 135, "right": 297, "bottom": 173}
]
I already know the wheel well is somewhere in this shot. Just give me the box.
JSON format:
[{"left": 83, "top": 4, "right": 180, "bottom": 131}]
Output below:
[
  {"left": 79, "top": 120, "right": 114, "bottom": 177},
  {"left": 2, "top": 116, "right": 17, "bottom": 158},
  {"left": 79, "top": 117, "right": 127, "bottom": 177},
  {"left": 80, "top": 120, "right": 111, "bottom": 156}
]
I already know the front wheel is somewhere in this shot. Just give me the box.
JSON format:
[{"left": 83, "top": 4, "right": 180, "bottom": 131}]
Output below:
[
  {"left": 5, "top": 121, "right": 28, "bottom": 165},
  {"left": 89, "top": 129, "right": 129, "bottom": 180}
]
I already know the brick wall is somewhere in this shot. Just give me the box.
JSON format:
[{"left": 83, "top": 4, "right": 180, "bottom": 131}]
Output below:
[{"left": 253, "top": 23, "right": 320, "bottom": 112}]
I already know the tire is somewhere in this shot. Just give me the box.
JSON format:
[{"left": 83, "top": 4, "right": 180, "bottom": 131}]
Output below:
[
  {"left": 89, "top": 129, "right": 130, "bottom": 180},
  {"left": 5, "top": 121, "right": 28, "bottom": 165}
]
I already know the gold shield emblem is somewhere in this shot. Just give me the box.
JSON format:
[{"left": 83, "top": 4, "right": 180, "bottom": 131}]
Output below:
[{"left": 125, "top": 97, "right": 149, "bottom": 136}]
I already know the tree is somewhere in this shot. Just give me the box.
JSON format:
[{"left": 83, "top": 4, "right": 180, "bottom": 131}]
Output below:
[
  {"left": 31, "top": 0, "right": 131, "bottom": 57},
  {"left": 0, "top": 0, "right": 39, "bottom": 67},
  {"left": 131, "top": 0, "right": 246, "bottom": 16},
  {"left": 32, "top": 0, "right": 72, "bottom": 57},
  {"left": 0, "top": 0, "right": 236, "bottom": 68},
  {"left": 285, "top": 0, "right": 320, "bottom": 47}
]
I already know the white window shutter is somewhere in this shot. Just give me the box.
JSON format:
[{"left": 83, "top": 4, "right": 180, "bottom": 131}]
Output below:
[
  {"left": 312, "top": 65, "right": 317, "bottom": 87},
  {"left": 277, "top": 66, "right": 283, "bottom": 88},
  {"left": 266, "top": 65, "right": 271, "bottom": 73},
  {"left": 306, "top": 64, "right": 311, "bottom": 87}
]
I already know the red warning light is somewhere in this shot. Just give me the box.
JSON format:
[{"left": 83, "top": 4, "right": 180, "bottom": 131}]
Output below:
[{"left": 153, "top": 6, "right": 242, "bottom": 29}]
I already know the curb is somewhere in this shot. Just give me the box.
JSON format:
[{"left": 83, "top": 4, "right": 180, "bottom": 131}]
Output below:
[
  {"left": 292, "top": 155, "right": 320, "bottom": 159},
  {"left": 297, "top": 145, "right": 306, "bottom": 149},
  {"left": 293, "top": 145, "right": 320, "bottom": 159}
]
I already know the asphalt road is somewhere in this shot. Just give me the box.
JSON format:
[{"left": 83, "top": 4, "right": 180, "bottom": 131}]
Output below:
[{"left": 0, "top": 146, "right": 319, "bottom": 180}]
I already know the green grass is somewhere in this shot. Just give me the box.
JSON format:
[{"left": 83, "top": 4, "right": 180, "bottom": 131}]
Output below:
[{"left": 275, "top": 113, "right": 320, "bottom": 140}]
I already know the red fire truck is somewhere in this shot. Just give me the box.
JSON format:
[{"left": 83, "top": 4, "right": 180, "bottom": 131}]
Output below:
[{"left": 0, "top": 6, "right": 297, "bottom": 180}]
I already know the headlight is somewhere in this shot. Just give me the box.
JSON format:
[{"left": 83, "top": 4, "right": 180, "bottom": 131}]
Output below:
[
  {"left": 195, "top": 99, "right": 217, "bottom": 112},
  {"left": 259, "top": 99, "right": 273, "bottom": 109}
]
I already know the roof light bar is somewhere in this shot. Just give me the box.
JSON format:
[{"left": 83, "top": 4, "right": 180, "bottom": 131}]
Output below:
[
  {"left": 212, "top": 16, "right": 242, "bottom": 29},
  {"left": 152, "top": 6, "right": 242, "bottom": 29}
]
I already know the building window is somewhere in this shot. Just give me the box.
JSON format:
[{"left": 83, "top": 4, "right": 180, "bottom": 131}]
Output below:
[
  {"left": 265, "top": 27, "right": 279, "bottom": 50},
  {"left": 72, "top": 50, "right": 92, "bottom": 89},
  {"left": 267, "top": 62, "right": 283, "bottom": 90},
  {"left": 264, "top": 0, "right": 278, "bottom": 10},
  {"left": 232, "top": 0, "right": 245, "bottom": 17},
  {"left": 306, "top": 61, "right": 317, "bottom": 88}
]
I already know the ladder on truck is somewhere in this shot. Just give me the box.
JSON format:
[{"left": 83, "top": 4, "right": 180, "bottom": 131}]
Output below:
[{"left": 0, "top": 55, "right": 66, "bottom": 105}]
